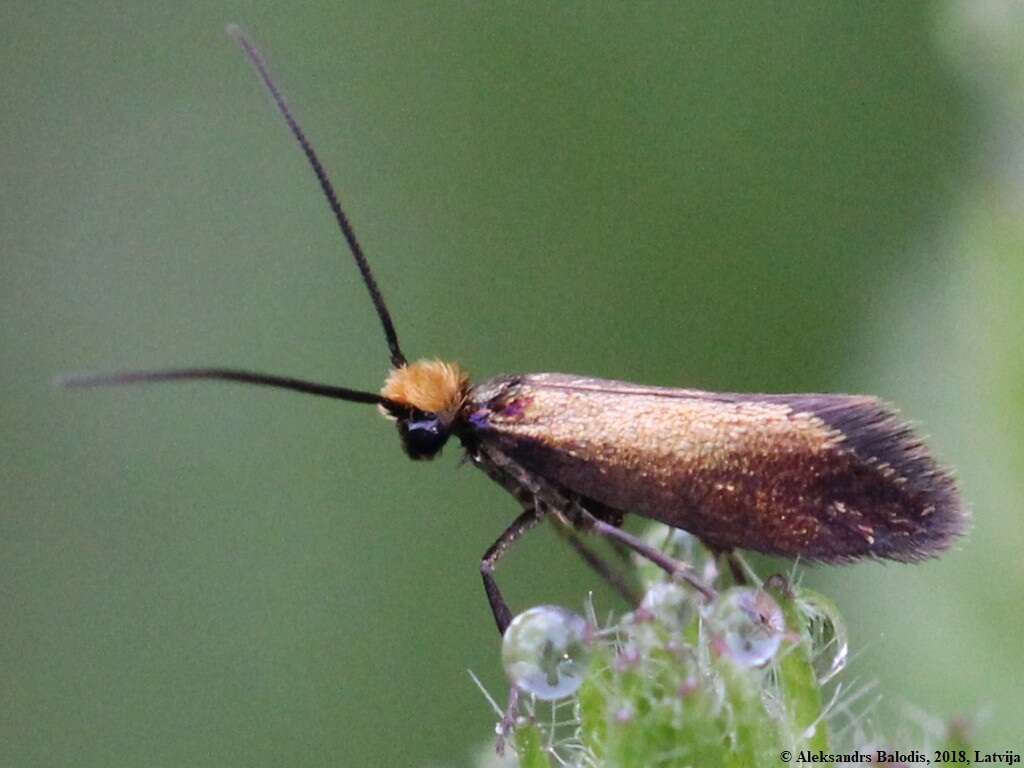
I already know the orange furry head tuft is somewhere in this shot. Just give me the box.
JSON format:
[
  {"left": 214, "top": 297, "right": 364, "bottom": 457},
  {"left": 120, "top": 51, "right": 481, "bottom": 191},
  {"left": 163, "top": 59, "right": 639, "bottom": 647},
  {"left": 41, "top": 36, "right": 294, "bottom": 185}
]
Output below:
[{"left": 380, "top": 360, "right": 470, "bottom": 417}]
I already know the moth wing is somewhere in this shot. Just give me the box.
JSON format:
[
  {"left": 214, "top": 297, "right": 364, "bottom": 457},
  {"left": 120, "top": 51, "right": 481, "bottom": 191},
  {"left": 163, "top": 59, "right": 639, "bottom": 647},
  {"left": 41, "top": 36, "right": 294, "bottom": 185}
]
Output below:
[{"left": 468, "top": 374, "right": 965, "bottom": 562}]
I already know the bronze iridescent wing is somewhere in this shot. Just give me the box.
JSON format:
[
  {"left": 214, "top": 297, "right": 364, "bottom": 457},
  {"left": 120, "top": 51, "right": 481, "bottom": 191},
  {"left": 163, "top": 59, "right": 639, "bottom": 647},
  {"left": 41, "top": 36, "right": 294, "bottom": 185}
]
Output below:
[{"left": 466, "top": 373, "right": 966, "bottom": 562}]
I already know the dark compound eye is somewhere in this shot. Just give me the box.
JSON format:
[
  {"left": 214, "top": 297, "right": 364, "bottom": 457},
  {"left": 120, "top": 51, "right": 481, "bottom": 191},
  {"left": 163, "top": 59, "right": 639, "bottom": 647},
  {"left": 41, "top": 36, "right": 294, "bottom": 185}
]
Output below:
[{"left": 397, "top": 414, "right": 450, "bottom": 460}]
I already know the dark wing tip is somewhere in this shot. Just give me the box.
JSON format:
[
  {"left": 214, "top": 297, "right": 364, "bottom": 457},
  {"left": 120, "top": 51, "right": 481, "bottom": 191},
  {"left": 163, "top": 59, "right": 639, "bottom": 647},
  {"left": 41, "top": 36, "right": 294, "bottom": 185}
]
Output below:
[
  {"left": 762, "top": 394, "right": 968, "bottom": 562},
  {"left": 811, "top": 395, "right": 968, "bottom": 561}
]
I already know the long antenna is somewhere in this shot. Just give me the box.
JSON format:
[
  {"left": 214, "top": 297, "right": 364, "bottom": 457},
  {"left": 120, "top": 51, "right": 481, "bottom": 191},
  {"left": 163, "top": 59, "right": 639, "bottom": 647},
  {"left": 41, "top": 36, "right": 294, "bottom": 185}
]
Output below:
[
  {"left": 58, "top": 368, "right": 398, "bottom": 408},
  {"left": 227, "top": 24, "right": 407, "bottom": 368}
]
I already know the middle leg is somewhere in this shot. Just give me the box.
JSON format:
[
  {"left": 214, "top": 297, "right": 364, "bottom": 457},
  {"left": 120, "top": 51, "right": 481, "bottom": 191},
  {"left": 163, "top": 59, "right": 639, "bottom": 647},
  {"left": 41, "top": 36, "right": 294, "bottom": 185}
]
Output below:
[
  {"left": 548, "top": 513, "right": 641, "bottom": 606},
  {"left": 576, "top": 509, "right": 717, "bottom": 603}
]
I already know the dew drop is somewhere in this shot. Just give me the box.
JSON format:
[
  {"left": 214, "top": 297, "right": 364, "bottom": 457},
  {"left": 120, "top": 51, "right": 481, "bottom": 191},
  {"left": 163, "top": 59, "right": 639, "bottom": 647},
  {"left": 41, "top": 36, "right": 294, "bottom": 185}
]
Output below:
[
  {"left": 501, "top": 605, "right": 591, "bottom": 700},
  {"left": 640, "top": 581, "right": 695, "bottom": 631},
  {"left": 795, "top": 587, "right": 849, "bottom": 684},
  {"left": 711, "top": 588, "right": 785, "bottom": 667}
]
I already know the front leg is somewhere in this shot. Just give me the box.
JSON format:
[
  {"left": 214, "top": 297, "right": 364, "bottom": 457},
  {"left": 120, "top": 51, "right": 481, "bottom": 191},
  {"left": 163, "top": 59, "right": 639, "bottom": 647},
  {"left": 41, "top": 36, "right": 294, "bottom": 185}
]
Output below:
[{"left": 481, "top": 507, "right": 545, "bottom": 634}]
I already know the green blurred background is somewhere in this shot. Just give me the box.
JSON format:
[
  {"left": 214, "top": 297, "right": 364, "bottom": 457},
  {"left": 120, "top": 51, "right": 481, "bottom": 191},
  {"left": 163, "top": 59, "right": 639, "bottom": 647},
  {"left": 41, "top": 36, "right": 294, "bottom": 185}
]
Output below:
[{"left": 3, "top": 2, "right": 1022, "bottom": 765}]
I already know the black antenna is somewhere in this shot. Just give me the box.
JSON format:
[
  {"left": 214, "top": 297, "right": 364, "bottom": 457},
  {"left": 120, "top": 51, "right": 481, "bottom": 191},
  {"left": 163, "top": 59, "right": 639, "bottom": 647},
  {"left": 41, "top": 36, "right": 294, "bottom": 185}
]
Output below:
[
  {"left": 227, "top": 24, "right": 407, "bottom": 369},
  {"left": 57, "top": 368, "right": 396, "bottom": 406}
]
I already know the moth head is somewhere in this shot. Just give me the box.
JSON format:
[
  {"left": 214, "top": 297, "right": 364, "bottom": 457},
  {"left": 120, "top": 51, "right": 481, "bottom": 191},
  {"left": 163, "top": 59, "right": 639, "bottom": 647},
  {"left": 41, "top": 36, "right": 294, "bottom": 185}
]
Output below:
[{"left": 379, "top": 360, "right": 470, "bottom": 460}]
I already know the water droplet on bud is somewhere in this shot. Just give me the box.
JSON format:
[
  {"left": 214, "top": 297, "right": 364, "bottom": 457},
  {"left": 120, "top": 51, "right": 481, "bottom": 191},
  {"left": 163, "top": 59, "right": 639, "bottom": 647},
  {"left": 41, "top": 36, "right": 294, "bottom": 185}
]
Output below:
[
  {"left": 501, "top": 606, "right": 591, "bottom": 700},
  {"left": 640, "top": 581, "right": 695, "bottom": 631},
  {"left": 711, "top": 588, "right": 785, "bottom": 667}
]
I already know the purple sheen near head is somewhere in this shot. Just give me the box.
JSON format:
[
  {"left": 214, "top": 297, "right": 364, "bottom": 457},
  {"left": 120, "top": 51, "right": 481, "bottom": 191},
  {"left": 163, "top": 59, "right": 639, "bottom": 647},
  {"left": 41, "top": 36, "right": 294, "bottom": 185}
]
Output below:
[
  {"left": 468, "top": 410, "right": 491, "bottom": 429},
  {"left": 500, "top": 398, "right": 530, "bottom": 419}
]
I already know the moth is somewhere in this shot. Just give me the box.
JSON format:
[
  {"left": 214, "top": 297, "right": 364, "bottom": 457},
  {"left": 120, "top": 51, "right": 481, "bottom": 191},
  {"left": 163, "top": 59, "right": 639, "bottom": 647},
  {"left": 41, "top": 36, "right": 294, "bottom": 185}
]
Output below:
[{"left": 62, "top": 27, "right": 967, "bottom": 634}]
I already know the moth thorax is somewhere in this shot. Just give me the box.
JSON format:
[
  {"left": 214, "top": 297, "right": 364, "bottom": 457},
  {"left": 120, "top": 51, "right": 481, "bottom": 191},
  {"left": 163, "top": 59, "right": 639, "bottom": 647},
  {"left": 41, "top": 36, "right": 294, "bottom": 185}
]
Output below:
[{"left": 380, "top": 359, "right": 470, "bottom": 419}]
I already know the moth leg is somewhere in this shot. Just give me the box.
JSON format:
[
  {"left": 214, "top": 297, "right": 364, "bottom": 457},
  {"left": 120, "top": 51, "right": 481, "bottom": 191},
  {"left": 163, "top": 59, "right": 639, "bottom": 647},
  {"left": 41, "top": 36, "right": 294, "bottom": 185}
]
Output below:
[
  {"left": 495, "top": 686, "right": 520, "bottom": 756},
  {"left": 709, "top": 548, "right": 755, "bottom": 586},
  {"left": 578, "top": 511, "right": 717, "bottom": 602},
  {"left": 481, "top": 507, "right": 545, "bottom": 634},
  {"left": 549, "top": 515, "right": 641, "bottom": 606},
  {"left": 723, "top": 551, "right": 759, "bottom": 586},
  {"left": 764, "top": 573, "right": 794, "bottom": 599},
  {"left": 605, "top": 536, "right": 634, "bottom": 566}
]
